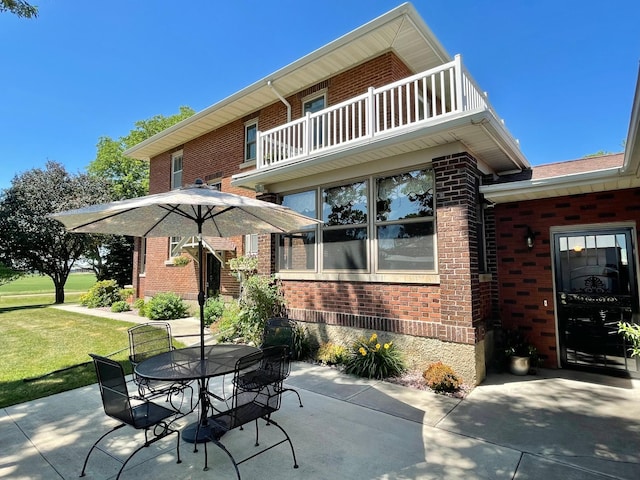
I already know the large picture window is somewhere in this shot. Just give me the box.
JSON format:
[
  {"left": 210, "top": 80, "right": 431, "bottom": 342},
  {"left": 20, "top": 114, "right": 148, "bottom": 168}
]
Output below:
[
  {"left": 279, "top": 190, "right": 316, "bottom": 271},
  {"left": 322, "top": 181, "right": 368, "bottom": 271},
  {"left": 375, "top": 169, "right": 434, "bottom": 271},
  {"left": 277, "top": 167, "right": 436, "bottom": 275}
]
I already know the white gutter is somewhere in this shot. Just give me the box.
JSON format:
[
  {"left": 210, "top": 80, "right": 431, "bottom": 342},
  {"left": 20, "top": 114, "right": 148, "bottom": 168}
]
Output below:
[
  {"left": 480, "top": 167, "right": 623, "bottom": 202},
  {"left": 268, "top": 81, "right": 291, "bottom": 122},
  {"left": 622, "top": 64, "right": 640, "bottom": 176}
]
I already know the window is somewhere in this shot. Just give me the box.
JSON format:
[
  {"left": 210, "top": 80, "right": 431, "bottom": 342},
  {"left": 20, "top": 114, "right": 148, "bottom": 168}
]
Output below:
[
  {"left": 303, "top": 95, "right": 325, "bottom": 114},
  {"left": 279, "top": 190, "right": 317, "bottom": 271},
  {"left": 244, "top": 121, "right": 257, "bottom": 162},
  {"left": 171, "top": 151, "right": 183, "bottom": 190},
  {"left": 277, "top": 167, "right": 436, "bottom": 276},
  {"left": 303, "top": 94, "right": 326, "bottom": 148},
  {"left": 322, "top": 181, "right": 368, "bottom": 270},
  {"left": 245, "top": 234, "right": 258, "bottom": 256},
  {"left": 375, "top": 169, "right": 434, "bottom": 271},
  {"left": 169, "top": 236, "right": 180, "bottom": 258},
  {"left": 139, "top": 238, "right": 147, "bottom": 274}
]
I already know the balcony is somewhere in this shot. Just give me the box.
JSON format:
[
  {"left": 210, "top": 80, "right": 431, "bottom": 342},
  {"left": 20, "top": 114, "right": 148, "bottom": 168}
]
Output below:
[{"left": 233, "top": 55, "right": 527, "bottom": 190}]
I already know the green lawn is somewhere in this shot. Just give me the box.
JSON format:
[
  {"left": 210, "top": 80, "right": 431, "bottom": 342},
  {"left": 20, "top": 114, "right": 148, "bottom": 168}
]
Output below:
[
  {"left": 0, "top": 294, "right": 184, "bottom": 408},
  {"left": 0, "top": 272, "right": 97, "bottom": 295},
  {"left": 0, "top": 296, "right": 131, "bottom": 407}
]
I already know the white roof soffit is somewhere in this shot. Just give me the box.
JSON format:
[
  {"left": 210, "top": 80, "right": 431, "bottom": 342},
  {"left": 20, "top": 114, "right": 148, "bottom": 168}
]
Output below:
[
  {"left": 124, "top": 2, "right": 451, "bottom": 161},
  {"left": 622, "top": 65, "right": 640, "bottom": 177},
  {"left": 479, "top": 167, "right": 640, "bottom": 204}
]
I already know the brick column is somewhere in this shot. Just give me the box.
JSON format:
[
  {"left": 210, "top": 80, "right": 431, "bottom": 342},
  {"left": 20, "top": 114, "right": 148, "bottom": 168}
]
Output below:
[
  {"left": 432, "top": 153, "right": 481, "bottom": 344},
  {"left": 256, "top": 192, "right": 278, "bottom": 275}
]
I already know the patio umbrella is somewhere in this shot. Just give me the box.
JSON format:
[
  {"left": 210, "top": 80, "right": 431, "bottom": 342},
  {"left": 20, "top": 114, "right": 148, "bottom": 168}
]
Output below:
[{"left": 51, "top": 179, "right": 321, "bottom": 358}]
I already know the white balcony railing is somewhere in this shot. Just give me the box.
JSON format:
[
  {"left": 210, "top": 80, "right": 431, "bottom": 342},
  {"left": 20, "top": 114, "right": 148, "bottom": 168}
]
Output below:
[{"left": 257, "top": 55, "right": 496, "bottom": 170}]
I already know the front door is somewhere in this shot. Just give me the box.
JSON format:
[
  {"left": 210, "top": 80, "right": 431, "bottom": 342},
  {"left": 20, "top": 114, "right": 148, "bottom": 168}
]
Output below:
[
  {"left": 206, "top": 253, "right": 221, "bottom": 298},
  {"left": 554, "top": 227, "right": 640, "bottom": 377}
]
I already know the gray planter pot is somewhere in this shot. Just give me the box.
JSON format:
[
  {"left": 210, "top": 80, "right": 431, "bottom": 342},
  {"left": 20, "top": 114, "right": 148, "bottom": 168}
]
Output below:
[{"left": 509, "top": 355, "right": 530, "bottom": 375}]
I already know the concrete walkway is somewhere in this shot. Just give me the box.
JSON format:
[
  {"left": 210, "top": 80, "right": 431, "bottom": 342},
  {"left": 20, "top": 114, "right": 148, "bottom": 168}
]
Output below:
[{"left": 2, "top": 306, "right": 640, "bottom": 479}]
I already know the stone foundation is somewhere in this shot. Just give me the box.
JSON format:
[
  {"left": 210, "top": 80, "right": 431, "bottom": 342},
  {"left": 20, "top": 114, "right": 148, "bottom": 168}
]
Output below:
[{"left": 299, "top": 321, "right": 482, "bottom": 385}]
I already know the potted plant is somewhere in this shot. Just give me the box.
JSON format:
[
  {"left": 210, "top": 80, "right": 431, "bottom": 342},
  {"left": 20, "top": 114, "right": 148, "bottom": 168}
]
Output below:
[{"left": 503, "top": 328, "right": 538, "bottom": 375}]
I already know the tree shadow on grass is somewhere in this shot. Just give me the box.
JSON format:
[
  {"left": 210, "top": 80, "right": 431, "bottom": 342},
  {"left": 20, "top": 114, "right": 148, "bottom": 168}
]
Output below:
[{"left": 0, "top": 303, "right": 50, "bottom": 313}]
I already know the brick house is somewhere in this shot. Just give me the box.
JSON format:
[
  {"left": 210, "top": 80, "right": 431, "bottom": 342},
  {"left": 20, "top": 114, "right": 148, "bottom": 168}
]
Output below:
[{"left": 124, "top": 3, "right": 640, "bottom": 384}]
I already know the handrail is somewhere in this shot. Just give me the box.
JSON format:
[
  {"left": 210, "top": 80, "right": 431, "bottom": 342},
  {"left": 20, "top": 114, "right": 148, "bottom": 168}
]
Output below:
[{"left": 257, "top": 55, "right": 498, "bottom": 170}]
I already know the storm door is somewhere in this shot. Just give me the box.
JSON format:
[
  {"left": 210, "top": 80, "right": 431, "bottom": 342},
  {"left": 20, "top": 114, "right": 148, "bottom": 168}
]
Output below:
[{"left": 554, "top": 228, "right": 639, "bottom": 377}]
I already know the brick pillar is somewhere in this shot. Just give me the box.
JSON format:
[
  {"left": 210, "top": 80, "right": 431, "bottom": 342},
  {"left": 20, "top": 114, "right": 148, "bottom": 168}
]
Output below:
[
  {"left": 433, "top": 153, "right": 481, "bottom": 345},
  {"left": 256, "top": 193, "right": 278, "bottom": 275}
]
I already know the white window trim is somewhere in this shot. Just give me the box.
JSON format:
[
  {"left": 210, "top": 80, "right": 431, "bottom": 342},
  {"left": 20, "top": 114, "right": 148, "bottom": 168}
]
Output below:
[
  {"left": 243, "top": 120, "right": 258, "bottom": 166},
  {"left": 301, "top": 90, "right": 327, "bottom": 114},
  {"left": 245, "top": 234, "right": 259, "bottom": 256},
  {"left": 171, "top": 150, "right": 183, "bottom": 190}
]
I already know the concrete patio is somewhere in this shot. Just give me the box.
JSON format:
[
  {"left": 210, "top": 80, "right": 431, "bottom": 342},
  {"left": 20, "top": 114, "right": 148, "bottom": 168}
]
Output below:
[{"left": 2, "top": 306, "right": 640, "bottom": 479}]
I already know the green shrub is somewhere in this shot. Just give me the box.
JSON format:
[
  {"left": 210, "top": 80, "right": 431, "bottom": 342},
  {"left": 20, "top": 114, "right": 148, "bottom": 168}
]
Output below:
[
  {"left": 79, "top": 280, "right": 123, "bottom": 308},
  {"left": 316, "top": 342, "right": 348, "bottom": 365},
  {"left": 145, "top": 292, "right": 189, "bottom": 320},
  {"left": 216, "top": 301, "right": 243, "bottom": 341},
  {"left": 217, "top": 275, "right": 286, "bottom": 344},
  {"left": 344, "top": 333, "right": 405, "bottom": 379},
  {"left": 119, "top": 287, "right": 134, "bottom": 299},
  {"left": 422, "top": 362, "right": 461, "bottom": 393},
  {"left": 204, "top": 296, "right": 225, "bottom": 326},
  {"left": 241, "top": 275, "right": 285, "bottom": 321},
  {"left": 133, "top": 298, "right": 146, "bottom": 316},
  {"left": 110, "top": 301, "right": 131, "bottom": 313},
  {"left": 619, "top": 322, "right": 640, "bottom": 357}
]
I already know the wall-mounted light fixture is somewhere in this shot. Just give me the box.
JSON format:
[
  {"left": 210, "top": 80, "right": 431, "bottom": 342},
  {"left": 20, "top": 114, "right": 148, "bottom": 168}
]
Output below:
[
  {"left": 255, "top": 184, "right": 265, "bottom": 193},
  {"left": 525, "top": 226, "right": 536, "bottom": 250}
]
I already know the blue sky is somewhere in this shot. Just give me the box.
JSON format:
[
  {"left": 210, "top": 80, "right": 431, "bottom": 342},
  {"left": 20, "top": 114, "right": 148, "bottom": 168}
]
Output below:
[{"left": 1, "top": 0, "right": 639, "bottom": 190}]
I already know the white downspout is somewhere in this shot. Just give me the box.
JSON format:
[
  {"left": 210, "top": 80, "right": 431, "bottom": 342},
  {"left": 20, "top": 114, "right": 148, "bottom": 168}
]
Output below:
[{"left": 267, "top": 80, "right": 291, "bottom": 122}]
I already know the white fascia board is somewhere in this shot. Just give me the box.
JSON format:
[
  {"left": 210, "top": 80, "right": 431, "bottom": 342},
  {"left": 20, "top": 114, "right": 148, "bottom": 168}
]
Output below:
[
  {"left": 480, "top": 167, "right": 623, "bottom": 201},
  {"left": 622, "top": 65, "right": 640, "bottom": 176}
]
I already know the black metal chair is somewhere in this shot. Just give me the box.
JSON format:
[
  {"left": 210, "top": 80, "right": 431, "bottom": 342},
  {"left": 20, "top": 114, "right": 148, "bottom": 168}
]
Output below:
[
  {"left": 128, "top": 322, "right": 193, "bottom": 410},
  {"left": 80, "top": 354, "right": 181, "bottom": 480},
  {"left": 202, "top": 348, "right": 299, "bottom": 478},
  {"left": 258, "top": 317, "right": 303, "bottom": 407}
]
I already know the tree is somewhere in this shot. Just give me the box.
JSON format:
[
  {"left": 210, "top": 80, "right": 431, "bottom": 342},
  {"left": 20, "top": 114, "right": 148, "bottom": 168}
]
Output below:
[
  {"left": 87, "top": 106, "right": 195, "bottom": 200},
  {"left": 1, "top": 0, "right": 37, "bottom": 18},
  {"left": 85, "top": 106, "right": 195, "bottom": 284},
  {"left": 0, "top": 161, "right": 111, "bottom": 303},
  {"left": 0, "top": 262, "right": 22, "bottom": 286}
]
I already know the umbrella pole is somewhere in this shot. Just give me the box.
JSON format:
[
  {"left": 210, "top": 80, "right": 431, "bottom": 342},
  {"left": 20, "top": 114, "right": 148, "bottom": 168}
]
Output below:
[{"left": 197, "top": 218, "right": 205, "bottom": 359}]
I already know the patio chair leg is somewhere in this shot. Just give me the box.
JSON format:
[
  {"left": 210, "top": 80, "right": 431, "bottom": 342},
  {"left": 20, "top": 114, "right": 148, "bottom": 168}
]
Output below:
[
  {"left": 80, "top": 423, "right": 126, "bottom": 477},
  {"left": 115, "top": 427, "right": 179, "bottom": 480}
]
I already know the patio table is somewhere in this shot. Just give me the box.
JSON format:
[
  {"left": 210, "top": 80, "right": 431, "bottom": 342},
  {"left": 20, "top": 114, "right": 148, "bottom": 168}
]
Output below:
[{"left": 135, "top": 344, "right": 260, "bottom": 444}]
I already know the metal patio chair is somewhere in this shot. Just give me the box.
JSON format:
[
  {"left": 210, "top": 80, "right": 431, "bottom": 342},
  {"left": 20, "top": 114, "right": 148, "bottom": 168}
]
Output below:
[
  {"left": 128, "top": 322, "right": 193, "bottom": 411},
  {"left": 80, "top": 354, "right": 181, "bottom": 480},
  {"left": 202, "top": 348, "right": 299, "bottom": 478},
  {"left": 258, "top": 317, "right": 304, "bottom": 407}
]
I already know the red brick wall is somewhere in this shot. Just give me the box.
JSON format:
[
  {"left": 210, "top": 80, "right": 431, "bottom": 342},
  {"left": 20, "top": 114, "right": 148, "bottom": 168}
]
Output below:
[
  {"left": 281, "top": 152, "right": 488, "bottom": 346},
  {"left": 495, "top": 188, "right": 640, "bottom": 367}
]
